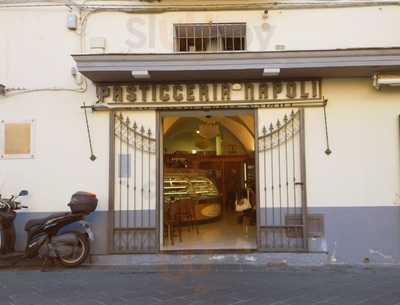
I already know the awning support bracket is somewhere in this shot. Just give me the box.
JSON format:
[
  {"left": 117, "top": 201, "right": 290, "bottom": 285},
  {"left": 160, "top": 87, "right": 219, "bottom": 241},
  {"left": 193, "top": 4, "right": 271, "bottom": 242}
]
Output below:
[
  {"left": 323, "top": 102, "right": 332, "bottom": 156},
  {"left": 83, "top": 102, "right": 97, "bottom": 161}
]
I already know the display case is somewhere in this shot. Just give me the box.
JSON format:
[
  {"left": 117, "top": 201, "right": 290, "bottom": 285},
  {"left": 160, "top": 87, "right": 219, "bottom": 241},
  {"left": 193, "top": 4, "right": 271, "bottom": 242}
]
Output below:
[
  {"left": 164, "top": 170, "right": 219, "bottom": 202},
  {"left": 164, "top": 169, "right": 222, "bottom": 222}
]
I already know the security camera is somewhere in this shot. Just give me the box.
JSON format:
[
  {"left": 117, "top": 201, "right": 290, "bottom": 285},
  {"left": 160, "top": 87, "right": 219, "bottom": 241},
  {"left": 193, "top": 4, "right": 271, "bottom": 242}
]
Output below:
[{"left": 263, "top": 9, "right": 269, "bottom": 19}]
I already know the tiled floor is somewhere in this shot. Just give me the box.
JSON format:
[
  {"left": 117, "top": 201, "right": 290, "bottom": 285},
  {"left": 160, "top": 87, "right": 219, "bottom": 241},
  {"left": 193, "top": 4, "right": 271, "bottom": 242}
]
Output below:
[{"left": 163, "top": 211, "right": 257, "bottom": 250}]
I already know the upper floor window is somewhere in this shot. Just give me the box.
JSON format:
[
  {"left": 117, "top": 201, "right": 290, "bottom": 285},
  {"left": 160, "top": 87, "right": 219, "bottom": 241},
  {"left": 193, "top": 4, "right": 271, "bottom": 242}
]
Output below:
[{"left": 174, "top": 23, "right": 246, "bottom": 53}]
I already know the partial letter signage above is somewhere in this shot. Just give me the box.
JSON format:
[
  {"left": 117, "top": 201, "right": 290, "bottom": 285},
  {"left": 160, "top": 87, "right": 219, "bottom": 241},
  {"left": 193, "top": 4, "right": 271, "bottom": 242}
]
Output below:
[{"left": 95, "top": 80, "right": 324, "bottom": 110}]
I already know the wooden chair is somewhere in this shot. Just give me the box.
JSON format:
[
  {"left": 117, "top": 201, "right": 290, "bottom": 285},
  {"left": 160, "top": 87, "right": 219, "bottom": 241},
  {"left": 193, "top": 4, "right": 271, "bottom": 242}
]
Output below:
[
  {"left": 164, "top": 201, "right": 183, "bottom": 246},
  {"left": 179, "top": 198, "right": 199, "bottom": 235}
]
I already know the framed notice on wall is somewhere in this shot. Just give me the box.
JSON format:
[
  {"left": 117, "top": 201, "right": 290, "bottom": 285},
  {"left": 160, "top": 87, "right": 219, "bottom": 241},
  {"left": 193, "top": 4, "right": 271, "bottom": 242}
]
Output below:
[{"left": 0, "top": 119, "right": 35, "bottom": 159}]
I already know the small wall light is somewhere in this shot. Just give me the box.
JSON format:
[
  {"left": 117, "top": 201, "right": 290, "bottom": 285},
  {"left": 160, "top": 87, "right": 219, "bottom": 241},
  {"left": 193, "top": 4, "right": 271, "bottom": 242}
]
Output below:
[
  {"left": 232, "top": 83, "right": 242, "bottom": 91},
  {"left": 373, "top": 73, "right": 400, "bottom": 90},
  {"left": 131, "top": 70, "right": 151, "bottom": 79},
  {"left": 263, "top": 68, "right": 280, "bottom": 77}
]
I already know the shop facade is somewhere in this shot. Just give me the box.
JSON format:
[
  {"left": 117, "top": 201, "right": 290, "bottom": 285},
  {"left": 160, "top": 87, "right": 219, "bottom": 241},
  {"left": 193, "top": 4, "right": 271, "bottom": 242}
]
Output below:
[
  {"left": 92, "top": 78, "right": 314, "bottom": 253},
  {"left": 1, "top": 1, "right": 400, "bottom": 264}
]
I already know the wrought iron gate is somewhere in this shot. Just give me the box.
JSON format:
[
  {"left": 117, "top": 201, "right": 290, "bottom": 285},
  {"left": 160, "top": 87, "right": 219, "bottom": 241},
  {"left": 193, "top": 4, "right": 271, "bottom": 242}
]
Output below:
[
  {"left": 109, "top": 112, "right": 158, "bottom": 253},
  {"left": 257, "top": 109, "right": 308, "bottom": 251}
]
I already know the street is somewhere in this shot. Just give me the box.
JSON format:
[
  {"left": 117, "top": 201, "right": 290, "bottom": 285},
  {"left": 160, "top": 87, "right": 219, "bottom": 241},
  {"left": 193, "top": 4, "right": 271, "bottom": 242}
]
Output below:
[{"left": 1, "top": 266, "right": 400, "bottom": 305}]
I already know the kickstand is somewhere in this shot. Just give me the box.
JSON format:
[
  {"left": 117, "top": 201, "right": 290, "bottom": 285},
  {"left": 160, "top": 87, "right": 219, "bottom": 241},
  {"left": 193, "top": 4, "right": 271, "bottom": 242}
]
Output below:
[
  {"left": 40, "top": 257, "right": 55, "bottom": 272},
  {"left": 40, "top": 257, "right": 49, "bottom": 272}
]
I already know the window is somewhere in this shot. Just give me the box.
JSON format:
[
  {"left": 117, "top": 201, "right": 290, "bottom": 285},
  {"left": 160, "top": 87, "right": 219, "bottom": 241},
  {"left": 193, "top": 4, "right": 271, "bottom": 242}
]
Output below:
[
  {"left": 174, "top": 23, "right": 246, "bottom": 52},
  {"left": 0, "top": 120, "right": 35, "bottom": 159}
]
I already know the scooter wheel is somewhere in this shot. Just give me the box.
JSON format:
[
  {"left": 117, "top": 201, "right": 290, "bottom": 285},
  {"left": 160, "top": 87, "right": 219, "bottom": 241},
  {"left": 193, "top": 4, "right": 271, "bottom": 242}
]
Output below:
[
  {"left": 0, "top": 229, "right": 5, "bottom": 254},
  {"left": 58, "top": 233, "right": 90, "bottom": 268},
  {"left": 0, "top": 225, "right": 16, "bottom": 254}
]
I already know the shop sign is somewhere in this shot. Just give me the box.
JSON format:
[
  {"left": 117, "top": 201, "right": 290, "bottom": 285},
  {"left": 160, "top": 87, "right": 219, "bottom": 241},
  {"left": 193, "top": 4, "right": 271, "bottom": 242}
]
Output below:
[{"left": 95, "top": 80, "right": 323, "bottom": 109}]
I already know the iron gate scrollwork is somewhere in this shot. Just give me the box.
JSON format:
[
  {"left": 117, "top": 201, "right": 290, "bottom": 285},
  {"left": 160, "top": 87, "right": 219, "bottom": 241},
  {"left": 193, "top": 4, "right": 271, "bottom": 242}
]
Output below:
[
  {"left": 110, "top": 112, "right": 158, "bottom": 253},
  {"left": 257, "top": 109, "right": 308, "bottom": 251}
]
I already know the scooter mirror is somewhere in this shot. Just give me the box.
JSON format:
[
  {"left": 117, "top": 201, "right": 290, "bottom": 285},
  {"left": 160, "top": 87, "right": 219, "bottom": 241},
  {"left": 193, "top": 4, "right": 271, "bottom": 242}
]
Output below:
[{"left": 18, "top": 190, "right": 29, "bottom": 196}]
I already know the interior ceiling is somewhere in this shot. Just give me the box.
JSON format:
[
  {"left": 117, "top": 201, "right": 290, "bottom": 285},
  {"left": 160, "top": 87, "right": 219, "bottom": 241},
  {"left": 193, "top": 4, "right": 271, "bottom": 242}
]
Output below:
[{"left": 163, "top": 116, "right": 255, "bottom": 152}]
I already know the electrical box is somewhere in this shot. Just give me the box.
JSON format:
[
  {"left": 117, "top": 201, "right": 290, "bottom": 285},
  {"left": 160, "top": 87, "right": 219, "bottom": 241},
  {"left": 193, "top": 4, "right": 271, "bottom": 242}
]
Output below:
[{"left": 67, "top": 14, "right": 78, "bottom": 31}]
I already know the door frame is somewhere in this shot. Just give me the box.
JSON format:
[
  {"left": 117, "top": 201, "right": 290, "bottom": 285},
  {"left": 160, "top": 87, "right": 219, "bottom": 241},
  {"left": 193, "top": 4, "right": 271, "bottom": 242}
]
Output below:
[
  {"left": 158, "top": 108, "right": 258, "bottom": 251},
  {"left": 107, "top": 107, "right": 308, "bottom": 253}
]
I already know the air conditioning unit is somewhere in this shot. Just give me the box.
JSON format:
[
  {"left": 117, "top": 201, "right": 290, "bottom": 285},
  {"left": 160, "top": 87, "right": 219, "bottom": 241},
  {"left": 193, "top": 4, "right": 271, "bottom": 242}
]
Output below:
[{"left": 373, "top": 73, "right": 400, "bottom": 90}]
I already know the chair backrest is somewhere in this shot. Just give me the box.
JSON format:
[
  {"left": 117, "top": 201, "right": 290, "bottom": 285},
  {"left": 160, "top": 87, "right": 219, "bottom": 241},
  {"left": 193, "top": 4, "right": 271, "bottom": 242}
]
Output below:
[
  {"left": 179, "top": 198, "right": 197, "bottom": 215},
  {"left": 165, "top": 198, "right": 198, "bottom": 224},
  {"left": 176, "top": 199, "right": 190, "bottom": 214},
  {"left": 165, "top": 201, "right": 182, "bottom": 223}
]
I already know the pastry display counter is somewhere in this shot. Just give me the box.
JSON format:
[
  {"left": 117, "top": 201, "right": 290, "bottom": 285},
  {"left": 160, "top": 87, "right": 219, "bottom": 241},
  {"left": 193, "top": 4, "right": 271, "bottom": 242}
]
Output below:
[{"left": 164, "top": 170, "right": 222, "bottom": 223}]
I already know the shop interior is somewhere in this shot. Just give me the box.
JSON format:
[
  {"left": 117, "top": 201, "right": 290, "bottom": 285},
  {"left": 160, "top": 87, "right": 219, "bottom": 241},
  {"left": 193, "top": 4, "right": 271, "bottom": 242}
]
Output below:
[{"left": 162, "top": 111, "right": 257, "bottom": 250}]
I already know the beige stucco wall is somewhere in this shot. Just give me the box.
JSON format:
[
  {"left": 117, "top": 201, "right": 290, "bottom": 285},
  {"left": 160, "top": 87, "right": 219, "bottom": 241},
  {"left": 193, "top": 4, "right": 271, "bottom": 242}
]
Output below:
[
  {"left": 0, "top": 7, "right": 79, "bottom": 88},
  {"left": 306, "top": 78, "right": 400, "bottom": 207},
  {"left": 258, "top": 78, "right": 400, "bottom": 208},
  {"left": 1, "top": 80, "right": 399, "bottom": 213},
  {"left": 1, "top": 4, "right": 400, "bottom": 213},
  {"left": 2, "top": 4, "right": 400, "bottom": 84},
  {"left": 0, "top": 88, "right": 111, "bottom": 212},
  {"left": 84, "top": 6, "right": 400, "bottom": 53}
]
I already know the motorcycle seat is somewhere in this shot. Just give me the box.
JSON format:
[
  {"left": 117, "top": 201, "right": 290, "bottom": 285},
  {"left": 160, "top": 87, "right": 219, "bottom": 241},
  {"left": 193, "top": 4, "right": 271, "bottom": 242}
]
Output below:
[{"left": 24, "top": 212, "right": 69, "bottom": 231}]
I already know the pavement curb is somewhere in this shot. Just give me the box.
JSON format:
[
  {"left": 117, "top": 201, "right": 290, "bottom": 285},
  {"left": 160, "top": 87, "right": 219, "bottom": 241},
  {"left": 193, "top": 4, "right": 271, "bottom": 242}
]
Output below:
[
  {"left": 0, "top": 258, "right": 42, "bottom": 269},
  {"left": 2, "top": 253, "right": 400, "bottom": 271}
]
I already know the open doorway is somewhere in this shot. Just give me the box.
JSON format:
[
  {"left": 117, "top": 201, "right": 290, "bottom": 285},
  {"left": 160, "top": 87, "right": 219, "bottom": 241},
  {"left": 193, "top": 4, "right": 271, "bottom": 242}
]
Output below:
[{"left": 161, "top": 110, "right": 257, "bottom": 251}]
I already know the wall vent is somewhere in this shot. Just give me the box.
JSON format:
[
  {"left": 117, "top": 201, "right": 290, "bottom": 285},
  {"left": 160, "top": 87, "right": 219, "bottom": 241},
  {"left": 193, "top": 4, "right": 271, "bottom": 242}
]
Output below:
[{"left": 285, "top": 214, "right": 324, "bottom": 238}]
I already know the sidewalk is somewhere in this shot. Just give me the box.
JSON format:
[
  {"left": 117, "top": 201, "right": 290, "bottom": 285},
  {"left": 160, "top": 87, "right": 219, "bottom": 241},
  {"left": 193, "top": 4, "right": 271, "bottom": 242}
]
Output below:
[
  {"left": 1, "top": 265, "right": 400, "bottom": 305},
  {"left": 1, "top": 252, "right": 328, "bottom": 270},
  {"left": 1, "top": 252, "right": 398, "bottom": 271}
]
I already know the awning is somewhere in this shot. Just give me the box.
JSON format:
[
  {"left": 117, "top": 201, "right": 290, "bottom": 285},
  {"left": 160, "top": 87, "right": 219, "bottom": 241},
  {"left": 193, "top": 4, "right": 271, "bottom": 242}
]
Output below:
[{"left": 72, "top": 48, "right": 400, "bottom": 83}]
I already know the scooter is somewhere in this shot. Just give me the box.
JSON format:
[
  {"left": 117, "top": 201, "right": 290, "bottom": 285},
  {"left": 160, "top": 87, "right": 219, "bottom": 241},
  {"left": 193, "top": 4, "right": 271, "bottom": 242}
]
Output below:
[{"left": 0, "top": 190, "right": 97, "bottom": 268}]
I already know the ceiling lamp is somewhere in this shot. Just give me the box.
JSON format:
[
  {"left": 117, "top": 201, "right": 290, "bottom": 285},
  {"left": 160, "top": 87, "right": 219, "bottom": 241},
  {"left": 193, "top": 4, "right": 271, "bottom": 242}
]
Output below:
[
  {"left": 198, "top": 122, "right": 220, "bottom": 140},
  {"left": 195, "top": 138, "right": 211, "bottom": 150}
]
